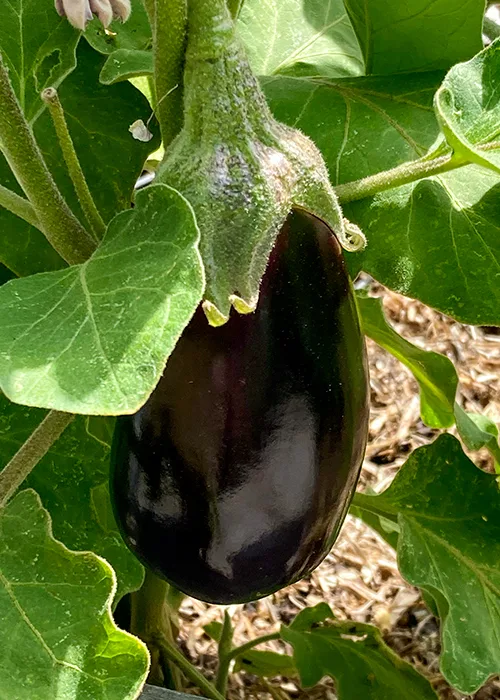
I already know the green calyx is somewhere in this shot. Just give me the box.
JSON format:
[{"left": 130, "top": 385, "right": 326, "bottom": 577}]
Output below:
[{"left": 158, "top": 0, "right": 365, "bottom": 326}]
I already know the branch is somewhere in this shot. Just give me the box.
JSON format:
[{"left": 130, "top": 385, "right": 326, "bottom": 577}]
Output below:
[
  {"left": 334, "top": 153, "right": 462, "bottom": 204},
  {"left": 42, "top": 88, "right": 106, "bottom": 240},
  {"left": 0, "top": 410, "right": 74, "bottom": 508},
  {"left": 157, "top": 634, "right": 226, "bottom": 700},
  {"left": 215, "top": 611, "right": 234, "bottom": 695},
  {"left": 0, "top": 53, "right": 96, "bottom": 264},
  {"left": 153, "top": 0, "right": 187, "bottom": 146},
  {"left": 0, "top": 184, "right": 41, "bottom": 229}
]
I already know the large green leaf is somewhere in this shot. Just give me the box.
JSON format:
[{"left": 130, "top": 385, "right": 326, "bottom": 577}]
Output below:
[
  {"left": 0, "top": 43, "right": 159, "bottom": 277},
  {"left": 0, "top": 0, "right": 79, "bottom": 121},
  {"left": 354, "top": 435, "right": 500, "bottom": 693},
  {"left": 0, "top": 185, "right": 204, "bottom": 414},
  {"left": 358, "top": 295, "right": 457, "bottom": 427},
  {"left": 0, "top": 393, "right": 143, "bottom": 599},
  {"left": 281, "top": 604, "right": 437, "bottom": 698},
  {"left": 435, "top": 39, "right": 500, "bottom": 176},
  {"left": 0, "top": 489, "right": 149, "bottom": 700},
  {"left": 344, "top": 0, "right": 484, "bottom": 75},
  {"left": 84, "top": 0, "right": 152, "bottom": 54},
  {"left": 263, "top": 73, "right": 500, "bottom": 325},
  {"left": 100, "top": 49, "right": 154, "bottom": 84},
  {"left": 237, "top": 0, "right": 363, "bottom": 78}
]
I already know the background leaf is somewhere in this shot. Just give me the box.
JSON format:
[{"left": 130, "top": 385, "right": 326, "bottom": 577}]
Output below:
[
  {"left": 237, "top": 0, "right": 363, "bottom": 78},
  {"left": 0, "top": 0, "right": 79, "bottom": 121},
  {"left": 84, "top": 0, "right": 152, "bottom": 54},
  {"left": 358, "top": 295, "right": 457, "bottom": 427},
  {"left": 344, "top": 0, "right": 484, "bottom": 75},
  {"left": 281, "top": 606, "right": 437, "bottom": 698},
  {"left": 100, "top": 49, "right": 154, "bottom": 84},
  {"left": 0, "top": 489, "right": 149, "bottom": 700},
  {"left": 435, "top": 39, "right": 500, "bottom": 175},
  {"left": 354, "top": 435, "right": 500, "bottom": 693},
  {"left": 264, "top": 73, "right": 500, "bottom": 325},
  {"left": 234, "top": 650, "right": 296, "bottom": 678},
  {"left": 0, "top": 42, "right": 159, "bottom": 277},
  {"left": 0, "top": 185, "right": 204, "bottom": 414},
  {"left": 0, "top": 393, "right": 144, "bottom": 600}
]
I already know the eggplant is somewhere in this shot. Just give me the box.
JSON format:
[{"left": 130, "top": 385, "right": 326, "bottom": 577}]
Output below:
[{"left": 111, "top": 209, "right": 369, "bottom": 604}]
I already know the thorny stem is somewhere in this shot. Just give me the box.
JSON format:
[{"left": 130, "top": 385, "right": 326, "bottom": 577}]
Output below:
[
  {"left": 334, "top": 153, "right": 462, "bottom": 204},
  {"left": 0, "top": 184, "right": 41, "bottom": 230},
  {"left": 42, "top": 88, "right": 106, "bottom": 240},
  {"left": 153, "top": 0, "right": 187, "bottom": 146},
  {"left": 0, "top": 53, "right": 96, "bottom": 265},
  {"left": 157, "top": 634, "right": 226, "bottom": 700},
  {"left": 0, "top": 411, "right": 74, "bottom": 508}
]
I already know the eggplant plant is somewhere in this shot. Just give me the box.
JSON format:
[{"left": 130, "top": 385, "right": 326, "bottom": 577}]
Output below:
[{"left": 0, "top": 0, "right": 499, "bottom": 699}]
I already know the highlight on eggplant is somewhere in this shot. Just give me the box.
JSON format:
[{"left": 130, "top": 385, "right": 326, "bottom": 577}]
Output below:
[{"left": 110, "top": 208, "right": 369, "bottom": 605}]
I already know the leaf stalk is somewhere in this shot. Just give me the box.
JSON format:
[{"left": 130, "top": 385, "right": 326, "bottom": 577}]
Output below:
[
  {"left": 0, "top": 410, "right": 74, "bottom": 508},
  {"left": 0, "top": 53, "right": 96, "bottom": 264},
  {"left": 0, "top": 185, "right": 41, "bottom": 230},
  {"left": 42, "top": 87, "right": 106, "bottom": 240}
]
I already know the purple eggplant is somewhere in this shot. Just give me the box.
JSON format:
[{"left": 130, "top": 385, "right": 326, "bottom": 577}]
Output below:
[{"left": 111, "top": 208, "right": 369, "bottom": 604}]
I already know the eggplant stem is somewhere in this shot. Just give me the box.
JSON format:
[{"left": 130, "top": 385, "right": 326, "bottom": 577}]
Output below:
[
  {"left": 0, "top": 410, "right": 74, "bottom": 508},
  {"left": 42, "top": 88, "right": 106, "bottom": 241},
  {"left": 0, "top": 53, "right": 95, "bottom": 264}
]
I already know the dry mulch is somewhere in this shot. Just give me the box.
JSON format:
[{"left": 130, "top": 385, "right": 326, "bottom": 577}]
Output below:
[{"left": 175, "top": 282, "right": 500, "bottom": 700}]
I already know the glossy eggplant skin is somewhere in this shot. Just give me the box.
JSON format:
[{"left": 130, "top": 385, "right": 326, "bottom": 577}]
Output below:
[{"left": 111, "top": 209, "right": 369, "bottom": 604}]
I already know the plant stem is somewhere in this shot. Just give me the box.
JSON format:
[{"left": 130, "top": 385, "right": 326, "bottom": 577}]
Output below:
[
  {"left": 153, "top": 0, "right": 186, "bottom": 146},
  {"left": 334, "top": 153, "right": 463, "bottom": 204},
  {"left": 0, "top": 54, "right": 96, "bottom": 265},
  {"left": 0, "top": 410, "right": 74, "bottom": 508},
  {"left": 157, "top": 634, "right": 226, "bottom": 700},
  {"left": 42, "top": 88, "right": 106, "bottom": 240},
  {"left": 0, "top": 184, "right": 40, "bottom": 229},
  {"left": 215, "top": 611, "right": 234, "bottom": 695},
  {"left": 226, "top": 632, "right": 281, "bottom": 663}
]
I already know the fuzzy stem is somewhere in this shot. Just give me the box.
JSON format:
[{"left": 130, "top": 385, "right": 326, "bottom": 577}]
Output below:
[
  {"left": 157, "top": 635, "right": 226, "bottom": 700},
  {"left": 153, "top": 0, "right": 186, "bottom": 146},
  {"left": 215, "top": 611, "right": 234, "bottom": 695},
  {"left": 42, "top": 88, "right": 106, "bottom": 240},
  {"left": 0, "top": 54, "right": 96, "bottom": 264},
  {"left": 0, "top": 410, "right": 74, "bottom": 508},
  {"left": 334, "top": 153, "right": 463, "bottom": 203},
  {"left": 0, "top": 185, "right": 40, "bottom": 229}
]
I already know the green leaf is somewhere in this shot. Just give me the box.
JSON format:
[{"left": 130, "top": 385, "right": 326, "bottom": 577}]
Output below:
[
  {"left": 0, "top": 0, "right": 79, "bottom": 121},
  {"left": 264, "top": 74, "right": 500, "bottom": 325},
  {"left": 281, "top": 613, "right": 437, "bottom": 698},
  {"left": 455, "top": 403, "right": 500, "bottom": 470},
  {"left": 0, "top": 42, "right": 159, "bottom": 278},
  {"left": 203, "top": 621, "right": 223, "bottom": 642},
  {"left": 0, "top": 393, "right": 144, "bottom": 599},
  {"left": 357, "top": 295, "right": 457, "bottom": 427},
  {"left": 0, "top": 489, "right": 149, "bottom": 700},
  {"left": 0, "top": 184, "right": 204, "bottom": 414},
  {"left": 234, "top": 650, "right": 296, "bottom": 678},
  {"left": 350, "top": 501, "right": 400, "bottom": 551},
  {"left": 435, "top": 40, "right": 500, "bottom": 176},
  {"left": 84, "top": 0, "right": 152, "bottom": 54},
  {"left": 289, "top": 602, "right": 333, "bottom": 630},
  {"left": 344, "top": 0, "right": 484, "bottom": 75},
  {"left": 101, "top": 49, "right": 154, "bottom": 84},
  {"left": 237, "top": 0, "right": 363, "bottom": 78},
  {"left": 354, "top": 435, "right": 500, "bottom": 693}
]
